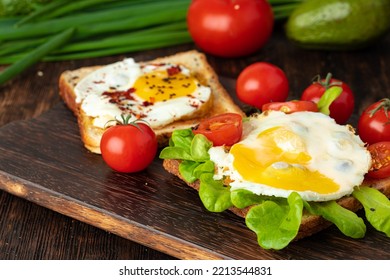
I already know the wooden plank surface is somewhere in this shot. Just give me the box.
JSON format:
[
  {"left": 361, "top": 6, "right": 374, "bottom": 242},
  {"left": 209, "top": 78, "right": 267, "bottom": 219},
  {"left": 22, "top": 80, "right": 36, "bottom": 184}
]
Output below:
[
  {"left": 0, "top": 25, "right": 389, "bottom": 259},
  {"left": 1, "top": 86, "right": 390, "bottom": 259}
]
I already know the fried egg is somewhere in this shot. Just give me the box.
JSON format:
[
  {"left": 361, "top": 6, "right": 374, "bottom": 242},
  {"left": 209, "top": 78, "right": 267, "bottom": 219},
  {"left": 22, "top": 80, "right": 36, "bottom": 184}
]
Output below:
[
  {"left": 74, "top": 58, "right": 212, "bottom": 129},
  {"left": 209, "top": 111, "right": 371, "bottom": 201}
]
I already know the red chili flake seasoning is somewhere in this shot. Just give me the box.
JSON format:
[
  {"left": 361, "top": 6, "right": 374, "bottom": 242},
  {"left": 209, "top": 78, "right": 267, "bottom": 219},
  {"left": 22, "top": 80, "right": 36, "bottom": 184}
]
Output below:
[
  {"left": 142, "top": 101, "right": 153, "bottom": 106},
  {"left": 102, "top": 87, "right": 136, "bottom": 104},
  {"left": 167, "top": 65, "right": 181, "bottom": 76},
  {"left": 189, "top": 100, "right": 200, "bottom": 108}
]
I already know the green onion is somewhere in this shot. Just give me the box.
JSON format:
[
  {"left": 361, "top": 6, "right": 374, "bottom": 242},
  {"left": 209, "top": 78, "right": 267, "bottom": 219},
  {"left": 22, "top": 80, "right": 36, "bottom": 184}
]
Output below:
[
  {"left": 0, "top": 17, "right": 21, "bottom": 27},
  {"left": 270, "top": 0, "right": 304, "bottom": 20},
  {"left": 56, "top": 21, "right": 189, "bottom": 54},
  {"left": 0, "top": 28, "right": 74, "bottom": 85},
  {"left": 44, "top": 32, "right": 192, "bottom": 61},
  {"left": 15, "top": 0, "right": 69, "bottom": 26},
  {"left": 0, "top": 26, "right": 191, "bottom": 64},
  {"left": 0, "top": 37, "right": 46, "bottom": 56},
  {"left": 75, "top": 4, "right": 189, "bottom": 39},
  {"left": 0, "top": 0, "right": 303, "bottom": 85},
  {"left": 273, "top": 3, "right": 303, "bottom": 20},
  {"left": 0, "top": 0, "right": 189, "bottom": 40}
]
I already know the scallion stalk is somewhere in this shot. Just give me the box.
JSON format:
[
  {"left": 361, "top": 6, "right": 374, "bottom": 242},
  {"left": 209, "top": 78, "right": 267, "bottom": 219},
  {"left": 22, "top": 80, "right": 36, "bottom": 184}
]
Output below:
[
  {"left": 56, "top": 21, "right": 189, "bottom": 54},
  {"left": 0, "top": 28, "right": 74, "bottom": 85},
  {"left": 0, "top": 0, "right": 190, "bottom": 40},
  {"left": 0, "top": 0, "right": 304, "bottom": 86},
  {"left": 75, "top": 6, "right": 188, "bottom": 40},
  {"left": 44, "top": 32, "right": 192, "bottom": 61},
  {"left": 15, "top": 0, "right": 69, "bottom": 26},
  {"left": 273, "top": 3, "right": 303, "bottom": 20}
]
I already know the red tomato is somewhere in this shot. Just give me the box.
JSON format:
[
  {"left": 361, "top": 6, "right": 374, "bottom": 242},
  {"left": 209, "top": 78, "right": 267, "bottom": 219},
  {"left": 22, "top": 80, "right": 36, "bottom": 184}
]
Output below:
[
  {"left": 236, "top": 62, "right": 289, "bottom": 109},
  {"left": 100, "top": 120, "right": 157, "bottom": 173},
  {"left": 193, "top": 113, "right": 243, "bottom": 146},
  {"left": 358, "top": 98, "right": 390, "bottom": 145},
  {"left": 187, "top": 0, "right": 274, "bottom": 57},
  {"left": 301, "top": 74, "right": 355, "bottom": 124},
  {"left": 367, "top": 141, "right": 390, "bottom": 179},
  {"left": 262, "top": 100, "right": 318, "bottom": 113}
]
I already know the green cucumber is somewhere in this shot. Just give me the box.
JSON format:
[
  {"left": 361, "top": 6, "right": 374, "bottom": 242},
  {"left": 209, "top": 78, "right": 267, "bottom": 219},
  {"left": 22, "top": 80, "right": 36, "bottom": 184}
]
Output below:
[{"left": 285, "top": 0, "right": 390, "bottom": 50}]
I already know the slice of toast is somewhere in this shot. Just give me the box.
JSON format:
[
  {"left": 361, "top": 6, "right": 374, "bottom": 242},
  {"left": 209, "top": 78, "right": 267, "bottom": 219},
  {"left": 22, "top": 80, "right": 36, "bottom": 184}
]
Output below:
[
  {"left": 162, "top": 158, "right": 390, "bottom": 240},
  {"left": 59, "top": 50, "right": 244, "bottom": 153}
]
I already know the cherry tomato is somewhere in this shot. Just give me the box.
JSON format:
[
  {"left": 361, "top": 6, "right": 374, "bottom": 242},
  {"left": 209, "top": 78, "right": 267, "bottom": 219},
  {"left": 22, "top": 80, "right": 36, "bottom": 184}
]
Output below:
[
  {"left": 100, "top": 119, "right": 157, "bottom": 173},
  {"left": 187, "top": 0, "right": 274, "bottom": 57},
  {"left": 301, "top": 73, "right": 355, "bottom": 124},
  {"left": 366, "top": 141, "right": 390, "bottom": 179},
  {"left": 193, "top": 113, "right": 243, "bottom": 146},
  {"left": 262, "top": 100, "right": 318, "bottom": 113},
  {"left": 236, "top": 62, "right": 289, "bottom": 110},
  {"left": 358, "top": 98, "right": 390, "bottom": 145}
]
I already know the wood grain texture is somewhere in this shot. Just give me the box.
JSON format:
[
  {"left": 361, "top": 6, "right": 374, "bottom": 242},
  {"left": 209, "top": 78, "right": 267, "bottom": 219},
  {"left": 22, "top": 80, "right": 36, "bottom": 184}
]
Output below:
[
  {"left": 0, "top": 24, "right": 389, "bottom": 259},
  {"left": 1, "top": 87, "right": 390, "bottom": 259}
]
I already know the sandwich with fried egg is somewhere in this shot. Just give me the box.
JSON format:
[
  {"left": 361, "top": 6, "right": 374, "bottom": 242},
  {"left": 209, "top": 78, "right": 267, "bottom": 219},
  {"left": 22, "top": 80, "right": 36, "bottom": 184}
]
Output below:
[
  {"left": 59, "top": 50, "right": 244, "bottom": 153},
  {"left": 160, "top": 110, "right": 390, "bottom": 250}
]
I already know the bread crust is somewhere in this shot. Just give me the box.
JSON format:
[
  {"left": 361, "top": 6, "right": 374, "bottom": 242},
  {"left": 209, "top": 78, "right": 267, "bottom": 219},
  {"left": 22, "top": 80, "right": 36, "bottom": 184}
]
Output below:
[
  {"left": 162, "top": 158, "right": 390, "bottom": 241},
  {"left": 59, "top": 50, "right": 244, "bottom": 153}
]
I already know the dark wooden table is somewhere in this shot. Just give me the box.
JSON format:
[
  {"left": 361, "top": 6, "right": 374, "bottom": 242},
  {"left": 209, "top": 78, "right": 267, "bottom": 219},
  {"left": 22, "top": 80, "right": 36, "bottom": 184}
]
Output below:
[{"left": 0, "top": 24, "right": 389, "bottom": 260}]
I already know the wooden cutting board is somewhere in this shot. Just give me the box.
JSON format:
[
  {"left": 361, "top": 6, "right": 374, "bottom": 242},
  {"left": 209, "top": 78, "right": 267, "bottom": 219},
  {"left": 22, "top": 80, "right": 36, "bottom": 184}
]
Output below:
[{"left": 1, "top": 95, "right": 390, "bottom": 260}]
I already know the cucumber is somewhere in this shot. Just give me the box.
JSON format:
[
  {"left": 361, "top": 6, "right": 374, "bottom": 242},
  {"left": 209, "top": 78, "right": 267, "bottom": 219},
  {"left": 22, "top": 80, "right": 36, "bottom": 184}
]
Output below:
[{"left": 285, "top": 0, "right": 390, "bottom": 50}]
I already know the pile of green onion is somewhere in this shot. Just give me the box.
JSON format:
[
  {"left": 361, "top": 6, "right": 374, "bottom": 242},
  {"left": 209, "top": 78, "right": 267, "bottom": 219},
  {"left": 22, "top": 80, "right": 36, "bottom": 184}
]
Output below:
[{"left": 0, "top": 0, "right": 303, "bottom": 85}]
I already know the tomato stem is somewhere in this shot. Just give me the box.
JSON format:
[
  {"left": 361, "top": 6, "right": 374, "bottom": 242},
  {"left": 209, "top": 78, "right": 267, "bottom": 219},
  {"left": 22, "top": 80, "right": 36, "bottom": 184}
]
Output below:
[
  {"left": 103, "top": 114, "right": 151, "bottom": 131},
  {"left": 323, "top": 72, "right": 332, "bottom": 89},
  {"left": 369, "top": 98, "right": 390, "bottom": 123},
  {"left": 312, "top": 72, "right": 342, "bottom": 89}
]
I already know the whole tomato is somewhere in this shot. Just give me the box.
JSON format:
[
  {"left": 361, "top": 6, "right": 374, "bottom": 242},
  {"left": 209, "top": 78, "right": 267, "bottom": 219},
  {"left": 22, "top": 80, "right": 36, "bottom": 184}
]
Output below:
[
  {"left": 236, "top": 62, "right": 289, "bottom": 109},
  {"left": 358, "top": 98, "right": 390, "bottom": 145},
  {"left": 100, "top": 117, "right": 157, "bottom": 173},
  {"left": 301, "top": 73, "right": 355, "bottom": 124},
  {"left": 187, "top": 0, "right": 274, "bottom": 57}
]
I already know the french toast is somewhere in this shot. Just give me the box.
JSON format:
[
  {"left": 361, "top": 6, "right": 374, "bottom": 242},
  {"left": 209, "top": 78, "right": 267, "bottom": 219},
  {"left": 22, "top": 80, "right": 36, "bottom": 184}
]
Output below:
[{"left": 59, "top": 50, "right": 244, "bottom": 153}]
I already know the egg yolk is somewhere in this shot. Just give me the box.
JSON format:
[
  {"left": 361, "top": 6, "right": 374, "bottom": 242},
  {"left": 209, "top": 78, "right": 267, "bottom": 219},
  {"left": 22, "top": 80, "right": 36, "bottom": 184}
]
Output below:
[
  {"left": 133, "top": 69, "right": 197, "bottom": 103},
  {"left": 230, "top": 126, "right": 340, "bottom": 194}
]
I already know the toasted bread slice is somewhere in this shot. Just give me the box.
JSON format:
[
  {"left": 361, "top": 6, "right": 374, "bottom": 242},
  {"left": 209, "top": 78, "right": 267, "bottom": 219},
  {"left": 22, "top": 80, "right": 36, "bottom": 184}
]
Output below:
[
  {"left": 59, "top": 50, "right": 244, "bottom": 153},
  {"left": 162, "top": 158, "right": 390, "bottom": 240}
]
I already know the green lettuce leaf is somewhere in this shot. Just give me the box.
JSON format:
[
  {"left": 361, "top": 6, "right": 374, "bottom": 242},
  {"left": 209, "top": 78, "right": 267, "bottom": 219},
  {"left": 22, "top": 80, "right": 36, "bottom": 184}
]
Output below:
[
  {"left": 199, "top": 173, "right": 233, "bottom": 212},
  {"left": 160, "top": 129, "right": 194, "bottom": 160},
  {"left": 159, "top": 146, "right": 193, "bottom": 161},
  {"left": 178, "top": 160, "right": 200, "bottom": 183},
  {"left": 231, "top": 189, "right": 268, "bottom": 209},
  {"left": 245, "top": 192, "right": 303, "bottom": 250},
  {"left": 303, "top": 200, "right": 366, "bottom": 238},
  {"left": 353, "top": 186, "right": 390, "bottom": 237},
  {"left": 160, "top": 129, "right": 213, "bottom": 164},
  {"left": 179, "top": 160, "right": 215, "bottom": 183},
  {"left": 193, "top": 160, "right": 214, "bottom": 178},
  {"left": 171, "top": 128, "right": 193, "bottom": 148},
  {"left": 190, "top": 134, "right": 212, "bottom": 162}
]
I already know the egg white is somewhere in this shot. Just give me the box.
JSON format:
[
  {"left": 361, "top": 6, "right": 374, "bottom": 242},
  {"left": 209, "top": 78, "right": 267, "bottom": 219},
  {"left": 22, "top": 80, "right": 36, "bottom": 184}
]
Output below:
[
  {"left": 74, "top": 58, "right": 211, "bottom": 129},
  {"left": 209, "top": 111, "right": 371, "bottom": 202}
]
